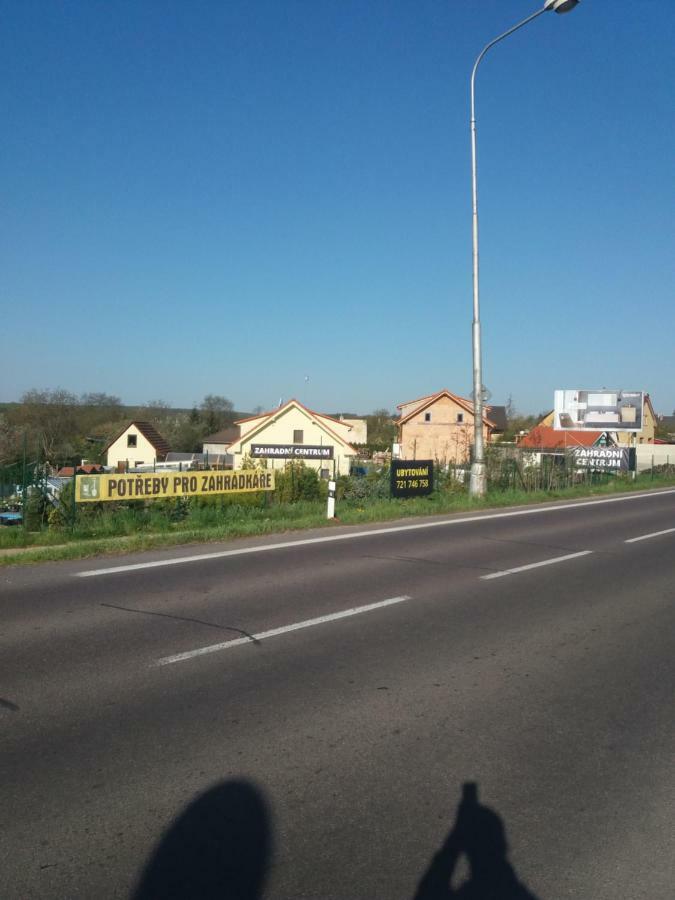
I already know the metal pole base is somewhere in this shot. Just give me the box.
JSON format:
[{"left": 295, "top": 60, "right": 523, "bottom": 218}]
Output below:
[{"left": 469, "top": 461, "right": 487, "bottom": 498}]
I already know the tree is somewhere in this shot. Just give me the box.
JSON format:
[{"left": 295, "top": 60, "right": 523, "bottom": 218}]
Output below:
[
  {"left": 366, "top": 408, "right": 397, "bottom": 449},
  {"left": 0, "top": 415, "right": 21, "bottom": 464},
  {"left": 80, "top": 392, "right": 122, "bottom": 409},
  {"left": 12, "top": 389, "right": 80, "bottom": 461},
  {"left": 500, "top": 399, "right": 539, "bottom": 443},
  {"left": 79, "top": 392, "right": 124, "bottom": 435},
  {"left": 200, "top": 395, "right": 234, "bottom": 433}
]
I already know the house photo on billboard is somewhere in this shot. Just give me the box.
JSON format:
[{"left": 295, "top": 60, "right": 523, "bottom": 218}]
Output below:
[{"left": 553, "top": 390, "right": 644, "bottom": 432}]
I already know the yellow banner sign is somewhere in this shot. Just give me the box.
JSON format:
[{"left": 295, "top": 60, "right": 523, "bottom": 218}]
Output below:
[{"left": 75, "top": 470, "right": 274, "bottom": 503}]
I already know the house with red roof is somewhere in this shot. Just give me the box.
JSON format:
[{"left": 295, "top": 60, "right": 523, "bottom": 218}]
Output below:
[
  {"left": 226, "top": 399, "right": 359, "bottom": 477},
  {"left": 516, "top": 426, "right": 605, "bottom": 451},
  {"left": 395, "top": 389, "right": 506, "bottom": 466}
]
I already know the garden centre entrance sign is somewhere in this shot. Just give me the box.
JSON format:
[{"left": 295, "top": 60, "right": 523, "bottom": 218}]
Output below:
[
  {"left": 75, "top": 470, "right": 274, "bottom": 502},
  {"left": 571, "top": 446, "right": 635, "bottom": 471},
  {"left": 250, "top": 443, "right": 334, "bottom": 459}
]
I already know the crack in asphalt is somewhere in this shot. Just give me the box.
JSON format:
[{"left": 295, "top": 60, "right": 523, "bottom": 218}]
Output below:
[
  {"left": 100, "top": 603, "right": 260, "bottom": 644},
  {"left": 361, "top": 554, "right": 444, "bottom": 565}
]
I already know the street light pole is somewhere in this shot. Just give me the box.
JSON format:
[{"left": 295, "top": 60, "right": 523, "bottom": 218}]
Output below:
[{"left": 468, "top": 0, "right": 579, "bottom": 498}]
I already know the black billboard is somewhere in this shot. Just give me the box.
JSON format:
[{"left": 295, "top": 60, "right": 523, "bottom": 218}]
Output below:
[
  {"left": 572, "top": 446, "right": 636, "bottom": 471},
  {"left": 250, "top": 444, "right": 334, "bottom": 460},
  {"left": 391, "top": 460, "right": 434, "bottom": 498}
]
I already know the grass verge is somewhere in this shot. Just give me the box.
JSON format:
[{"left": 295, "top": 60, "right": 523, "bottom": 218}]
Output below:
[{"left": 1, "top": 473, "right": 674, "bottom": 567}]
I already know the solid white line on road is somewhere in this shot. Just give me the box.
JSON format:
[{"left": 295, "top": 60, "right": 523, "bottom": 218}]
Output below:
[
  {"left": 74, "top": 488, "right": 675, "bottom": 578},
  {"left": 480, "top": 550, "right": 593, "bottom": 580},
  {"left": 625, "top": 527, "right": 675, "bottom": 544},
  {"left": 154, "top": 595, "right": 411, "bottom": 667}
]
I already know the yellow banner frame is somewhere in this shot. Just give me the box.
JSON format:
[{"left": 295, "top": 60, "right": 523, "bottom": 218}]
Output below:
[{"left": 75, "top": 470, "right": 275, "bottom": 503}]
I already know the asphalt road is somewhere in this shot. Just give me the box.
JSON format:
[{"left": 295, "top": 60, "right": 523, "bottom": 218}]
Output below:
[{"left": 1, "top": 489, "right": 674, "bottom": 899}]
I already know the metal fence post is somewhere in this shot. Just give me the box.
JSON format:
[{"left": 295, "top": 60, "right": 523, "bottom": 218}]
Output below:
[{"left": 71, "top": 470, "right": 77, "bottom": 529}]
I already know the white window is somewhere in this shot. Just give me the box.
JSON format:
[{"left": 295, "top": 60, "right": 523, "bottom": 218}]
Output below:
[{"left": 127, "top": 434, "right": 137, "bottom": 448}]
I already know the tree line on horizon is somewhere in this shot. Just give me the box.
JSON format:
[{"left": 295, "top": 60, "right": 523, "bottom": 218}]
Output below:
[
  {"left": 0, "top": 391, "right": 400, "bottom": 467},
  {"left": 0, "top": 390, "right": 239, "bottom": 466}
]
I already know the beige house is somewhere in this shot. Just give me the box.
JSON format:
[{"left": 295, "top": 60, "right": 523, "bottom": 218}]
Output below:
[
  {"left": 226, "top": 399, "right": 358, "bottom": 476},
  {"left": 396, "top": 389, "right": 505, "bottom": 466},
  {"left": 103, "top": 421, "right": 170, "bottom": 471},
  {"left": 338, "top": 416, "right": 368, "bottom": 445}
]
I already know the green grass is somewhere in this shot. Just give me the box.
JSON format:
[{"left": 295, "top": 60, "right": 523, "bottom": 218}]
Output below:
[{"left": 1, "top": 472, "right": 674, "bottom": 566}]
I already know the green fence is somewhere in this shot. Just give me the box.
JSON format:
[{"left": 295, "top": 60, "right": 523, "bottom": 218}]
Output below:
[
  {"left": 0, "top": 441, "right": 51, "bottom": 530},
  {"left": 484, "top": 446, "right": 618, "bottom": 492}
]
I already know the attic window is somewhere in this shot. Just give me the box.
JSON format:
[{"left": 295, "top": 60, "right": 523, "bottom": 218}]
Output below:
[
  {"left": 424, "top": 413, "right": 431, "bottom": 422},
  {"left": 457, "top": 414, "right": 464, "bottom": 423},
  {"left": 293, "top": 430, "right": 304, "bottom": 444},
  {"left": 127, "top": 434, "right": 137, "bottom": 448}
]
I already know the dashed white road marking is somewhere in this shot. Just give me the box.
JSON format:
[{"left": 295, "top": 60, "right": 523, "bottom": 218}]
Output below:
[
  {"left": 625, "top": 527, "right": 675, "bottom": 544},
  {"left": 480, "top": 550, "right": 593, "bottom": 580},
  {"left": 154, "top": 595, "right": 411, "bottom": 667}
]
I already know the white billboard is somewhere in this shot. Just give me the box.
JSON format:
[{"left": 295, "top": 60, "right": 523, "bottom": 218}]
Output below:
[{"left": 553, "top": 390, "right": 644, "bottom": 432}]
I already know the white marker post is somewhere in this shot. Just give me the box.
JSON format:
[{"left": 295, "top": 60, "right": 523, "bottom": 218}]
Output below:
[{"left": 327, "top": 480, "right": 336, "bottom": 519}]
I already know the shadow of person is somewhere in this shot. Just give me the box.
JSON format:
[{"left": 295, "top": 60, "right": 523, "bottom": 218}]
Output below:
[
  {"left": 413, "top": 782, "right": 540, "bottom": 900},
  {"left": 132, "top": 778, "right": 271, "bottom": 900}
]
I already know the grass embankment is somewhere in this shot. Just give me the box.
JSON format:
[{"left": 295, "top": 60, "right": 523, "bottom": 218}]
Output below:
[{"left": 1, "top": 473, "right": 674, "bottom": 567}]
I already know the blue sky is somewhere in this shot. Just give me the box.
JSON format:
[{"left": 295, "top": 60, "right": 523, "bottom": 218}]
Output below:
[{"left": 2, "top": 1, "right": 673, "bottom": 416}]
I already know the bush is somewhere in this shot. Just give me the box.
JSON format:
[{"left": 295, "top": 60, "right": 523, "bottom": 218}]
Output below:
[
  {"left": 23, "top": 490, "right": 48, "bottom": 530},
  {"left": 340, "top": 466, "right": 391, "bottom": 502},
  {"left": 274, "top": 462, "right": 321, "bottom": 503}
]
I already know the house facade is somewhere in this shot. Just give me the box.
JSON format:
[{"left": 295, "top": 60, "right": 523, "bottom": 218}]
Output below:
[
  {"left": 103, "top": 421, "right": 170, "bottom": 470},
  {"left": 226, "top": 399, "right": 358, "bottom": 476},
  {"left": 396, "top": 389, "right": 504, "bottom": 465}
]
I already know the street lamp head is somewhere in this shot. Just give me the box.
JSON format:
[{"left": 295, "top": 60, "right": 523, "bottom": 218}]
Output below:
[{"left": 544, "top": 0, "right": 580, "bottom": 12}]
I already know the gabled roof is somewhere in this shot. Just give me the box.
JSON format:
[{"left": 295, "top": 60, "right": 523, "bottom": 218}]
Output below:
[
  {"left": 396, "top": 391, "right": 437, "bottom": 411},
  {"left": 518, "top": 426, "right": 603, "bottom": 450},
  {"left": 397, "top": 389, "right": 498, "bottom": 429},
  {"left": 228, "top": 398, "right": 357, "bottom": 455},
  {"left": 202, "top": 426, "right": 240, "bottom": 445},
  {"left": 102, "top": 421, "right": 171, "bottom": 459},
  {"left": 644, "top": 393, "right": 657, "bottom": 422},
  {"left": 235, "top": 401, "right": 348, "bottom": 430}
]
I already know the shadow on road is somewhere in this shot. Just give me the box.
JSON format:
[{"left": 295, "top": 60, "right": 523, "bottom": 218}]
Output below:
[
  {"left": 131, "top": 777, "right": 537, "bottom": 900},
  {"left": 132, "top": 778, "right": 271, "bottom": 900},
  {"left": 413, "top": 782, "right": 540, "bottom": 899}
]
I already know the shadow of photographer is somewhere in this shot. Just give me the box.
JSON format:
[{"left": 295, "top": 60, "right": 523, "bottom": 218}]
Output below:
[
  {"left": 131, "top": 776, "right": 538, "bottom": 899},
  {"left": 413, "top": 782, "right": 540, "bottom": 900},
  {"left": 132, "top": 778, "right": 271, "bottom": 900}
]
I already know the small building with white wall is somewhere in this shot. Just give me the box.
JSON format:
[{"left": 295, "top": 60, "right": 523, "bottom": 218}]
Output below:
[
  {"left": 103, "top": 421, "right": 170, "bottom": 471},
  {"left": 338, "top": 416, "right": 367, "bottom": 445}
]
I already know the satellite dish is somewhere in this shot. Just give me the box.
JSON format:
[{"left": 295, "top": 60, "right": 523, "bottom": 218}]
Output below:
[{"left": 482, "top": 385, "right": 492, "bottom": 402}]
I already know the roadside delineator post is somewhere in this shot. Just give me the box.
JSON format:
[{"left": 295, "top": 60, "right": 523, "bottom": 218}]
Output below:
[{"left": 327, "top": 480, "right": 336, "bottom": 519}]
